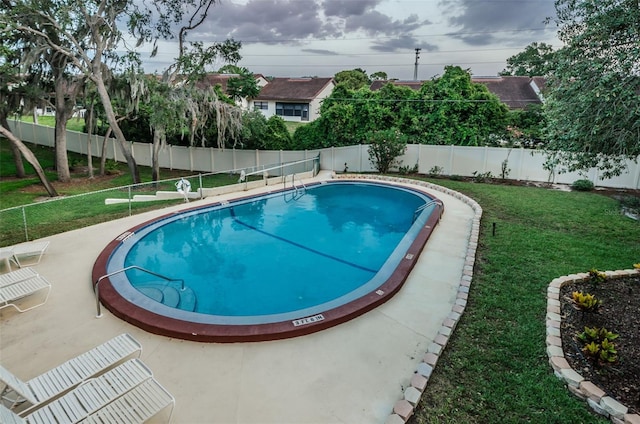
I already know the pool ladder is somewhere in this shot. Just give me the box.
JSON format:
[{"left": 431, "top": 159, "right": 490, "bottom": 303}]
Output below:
[
  {"left": 94, "top": 266, "right": 184, "bottom": 318},
  {"left": 412, "top": 199, "right": 443, "bottom": 223},
  {"left": 284, "top": 173, "right": 307, "bottom": 201}
]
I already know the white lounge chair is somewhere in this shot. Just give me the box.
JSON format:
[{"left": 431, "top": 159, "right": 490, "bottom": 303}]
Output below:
[
  {"left": 0, "top": 359, "right": 170, "bottom": 423},
  {"left": 0, "top": 333, "right": 142, "bottom": 413},
  {"left": 0, "top": 274, "right": 51, "bottom": 313},
  {"left": 0, "top": 268, "right": 40, "bottom": 287},
  {"left": 0, "top": 248, "right": 14, "bottom": 272},
  {"left": 0, "top": 241, "right": 50, "bottom": 268},
  {"left": 78, "top": 378, "right": 175, "bottom": 423}
]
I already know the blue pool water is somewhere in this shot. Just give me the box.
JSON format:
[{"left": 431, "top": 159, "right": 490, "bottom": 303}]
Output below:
[{"left": 106, "top": 181, "right": 437, "bottom": 325}]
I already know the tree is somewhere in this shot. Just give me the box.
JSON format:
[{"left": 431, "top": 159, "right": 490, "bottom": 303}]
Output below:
[
  {"left": 334, "top": 68, "right": 371, "bottom": 90},
  {"left": 0, "top": 38, "right": 58, "bottom": 196},
  {"left": 226, "top": 67, "right": 260, "bottom": 102},
  {"left": 293, "top": 66, "right": 510, "bottom": 150},
  {"left": 370, "top": 71, "right": 388, "bottom": 81},
  {"left": 500, "top": 42, "right": 556, "bottom": 77},
  {"left": 367, "top": 128, "right": 408, "bottom": 173},
  {"left": 418, "top": 66, "right": 509, "bottom": 145},
  {"left": 238, "top": 110, "right": 269, "bottom": 149},
  {"left": 545, "top": 0, "right": 640, "bottom": 178},
  {"left": 2, "top": 0, "right": 154, "bottom": 183},
  {"left": 262, "top": 116, "right": 292, "bottom": 150}
]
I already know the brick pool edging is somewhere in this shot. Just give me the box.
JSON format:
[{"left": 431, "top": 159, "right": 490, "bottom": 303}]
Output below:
[
  {"left": 334, "top": 175, "right": 483, "bottom": 424},
  {"left": 546, "top": 268, "right": 640, "bottom": 424}
]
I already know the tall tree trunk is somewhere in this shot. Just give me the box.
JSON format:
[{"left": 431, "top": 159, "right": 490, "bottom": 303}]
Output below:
[
  {"left": 9, "top": 140, "right": 26, "bottom": 178},
  {"left": 100, "top": 127, "right": 112, "bottom": 176},
  {"left": 53, "top": 76, "right": 75, "bottom": 182},
  {"left": 93, "top": 75, "right": 140, "bottom": 183},
  {"left": 54, "top": 114, "right": 71, "bottom": 182},
  {"left": 151, "top": 128, "right": 163, "bottom": 182},
  {"left": 86, "top": 107, "right": 94, "bottom": 179},
  {"left": 0, "top": 120, "right": 58, "bottom": 197}
]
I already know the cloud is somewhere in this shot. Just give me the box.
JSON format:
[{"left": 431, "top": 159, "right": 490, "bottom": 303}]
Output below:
[
  {"left": 192, "top": 0, "right": 330, "bottom": 44},
  {"left": 371, "top": 36, "right": 438, "bottom": 53},
  {"left": 186, "top": 0, "right": 432, "bottom": 51},
  {"left": 344, "top": 12, "right": 430, "bottom": 36},
  {"left": 323, "top": 0, "right": 382, "bottom": 17},
  {"left": 442, "top": 0, "right": 557, "bottom": 46},
  {"left": 301, "top": 49, "right": 341, "bottom": 55}
]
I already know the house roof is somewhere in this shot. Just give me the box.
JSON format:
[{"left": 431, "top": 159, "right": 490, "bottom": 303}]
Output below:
[
  {"left": 472, "top": 76, "right": 543, "bottom": 109},
  {"left": 370, "top": 76, "right": 546, "bottom": 109},
  {"left": 195, "top": 74, "right": 239, "bottom": 92},
  {"left": 255, "top": 77, "right": 334, "bottom": 101}
]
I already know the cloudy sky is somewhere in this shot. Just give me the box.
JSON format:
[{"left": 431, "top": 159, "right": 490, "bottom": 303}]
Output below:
[{"left": 139, "top": 0, "right": 560, "bottom": 80}]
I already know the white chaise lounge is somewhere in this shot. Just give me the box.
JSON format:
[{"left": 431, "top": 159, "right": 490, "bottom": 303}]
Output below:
[
  {"left": 0, "top": 273, "right": 51, "bottom": 313},
  {"left": 0, "top": 358, "right": 174, "bottom": 423},
  {"left": 0, "top": 241, "right": 50, "bottom": 269},
  {"left": 0, "top": 268, "right": 39, "bottom": 287},
  {"left": 0, "top": 333, "right": 142, "bottom": 413}
]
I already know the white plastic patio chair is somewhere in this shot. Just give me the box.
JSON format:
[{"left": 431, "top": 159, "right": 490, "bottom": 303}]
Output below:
[
  {"left": 0, "top": 274, "right": 51, "bottom": 313},
  {"left": 0, "top": 333, "right": 142, "bottom": 413},
  {"left": 0, "top": 358, "right": 162, "bottom": 423},
  {"left": 4, "top": 241, "right": 50, "bottom": 268}
]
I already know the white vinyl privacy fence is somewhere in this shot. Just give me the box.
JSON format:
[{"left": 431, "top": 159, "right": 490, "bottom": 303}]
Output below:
[{"left": 8, "top": 120, "right": 640, "bottom": 189}]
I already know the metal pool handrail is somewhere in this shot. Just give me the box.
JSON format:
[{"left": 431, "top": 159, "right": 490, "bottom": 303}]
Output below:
[
  {"left": 413, "top": 199, "right": 443, "bottom": 223},
  {"left": 94, "top": 266, "right": 185, "bottom": 318}
]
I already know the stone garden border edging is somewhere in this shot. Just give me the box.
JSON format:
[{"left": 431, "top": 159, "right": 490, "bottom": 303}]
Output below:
[
  {"left": 546, "top": 269, "right": 640, "bottom": 424},
  {"left": 333, "top": 174, "right": 483, "bottom": 424}
]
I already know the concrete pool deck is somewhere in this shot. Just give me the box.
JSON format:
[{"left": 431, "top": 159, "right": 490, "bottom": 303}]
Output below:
[{"left": 0, "top": 173, "right": 479, "bottom": 424}]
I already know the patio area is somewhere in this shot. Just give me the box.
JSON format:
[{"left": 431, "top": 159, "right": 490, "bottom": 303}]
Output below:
[{"left": 0, "top": 174, "right": 476, "bottom": 423}]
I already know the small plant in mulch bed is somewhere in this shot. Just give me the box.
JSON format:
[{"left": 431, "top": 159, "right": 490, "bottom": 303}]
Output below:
[
  {"left": 588, "top": 268, "right": 607, "bottom": 288},
  {"left": 577, "top": 326, "right": 620, "bottom": 365},
  {"left": 570, "top": 291, "right": 601, "bottom": 312}
]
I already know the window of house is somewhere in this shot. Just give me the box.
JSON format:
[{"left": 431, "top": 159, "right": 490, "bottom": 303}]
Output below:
[
  {"left": 253, "top": 101, "right": 268, "bottom": 110},
  {"left": 275, "top": 103, "right": 309, "bottom": 120}
]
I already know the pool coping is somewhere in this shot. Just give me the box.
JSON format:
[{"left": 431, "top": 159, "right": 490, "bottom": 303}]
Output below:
[
  {"left": 92, "top": 178, "right": 445, "bottom": 343},
  {"left": 545, "top": 268, "right": 640, "bottom": 423}
]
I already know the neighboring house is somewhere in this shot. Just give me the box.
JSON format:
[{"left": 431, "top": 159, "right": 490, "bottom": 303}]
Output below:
[
  {"left": 252, "top": 77, "right": 335, "bottom": 122},
  {"left": 196, "top": 73, "right": 269, "bottom": 109},
  {"left": 370, "top": 76, "right": 546, "bottom": 109},
  {"left": 472, "top": 76, "right": 545, "bottom": 109}
]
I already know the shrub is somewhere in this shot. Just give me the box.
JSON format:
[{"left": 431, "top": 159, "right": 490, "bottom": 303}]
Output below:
[
  {"left": 398, "top": 163, "right": 419, "bottom": 175},
  {"left": 571, "top": 179, "right": 594, "bottom": 191},
  {"left": 471, "top": 171, "right": 493, "bottom": 183},
  {"left": 428, "top": 166, "right": 444, "bottom": 178},
  {"left": 367, "top": 128, "right": 408, "bottom": 174},
  {"left": 577, "top": 326, "right": 619, "bottom": 364}
]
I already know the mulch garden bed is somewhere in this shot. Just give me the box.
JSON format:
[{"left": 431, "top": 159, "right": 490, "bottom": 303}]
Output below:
[{"left": 559, "top": 274, "right": 640, "bottom": 414}]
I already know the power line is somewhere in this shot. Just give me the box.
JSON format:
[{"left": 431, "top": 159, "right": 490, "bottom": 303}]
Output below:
[
  {"left": 245, "top": 47, "right": 529, "bottom": 57},
  {"left": 238, "top": 61, "right": 509, "bottom": 67}
]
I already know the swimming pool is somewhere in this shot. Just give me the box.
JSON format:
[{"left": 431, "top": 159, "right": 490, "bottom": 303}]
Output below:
[{"left": 93, "top": 180, "right": 443, "bottom": 342}]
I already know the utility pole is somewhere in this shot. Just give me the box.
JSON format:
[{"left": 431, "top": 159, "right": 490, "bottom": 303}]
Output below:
[{"left": 413, "top": 47, "right": 421, "bottom": 81}]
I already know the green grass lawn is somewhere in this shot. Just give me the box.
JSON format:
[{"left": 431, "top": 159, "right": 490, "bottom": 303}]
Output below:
[
  {"left": 284, "top": 121, "right": 306, "bottom": 135},
  {"left": 409, "top": 178, "right": 639, "bottom": 424},
  {"left": 19, "top": 115, "right": 86, "bottom": 132},
  {"left": 1, "top": 139, "right": 638, "bottom": 421}
]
